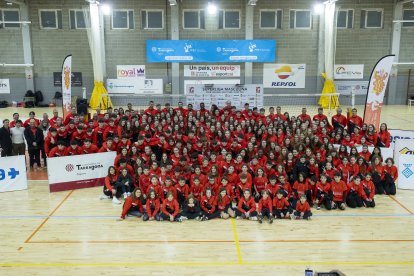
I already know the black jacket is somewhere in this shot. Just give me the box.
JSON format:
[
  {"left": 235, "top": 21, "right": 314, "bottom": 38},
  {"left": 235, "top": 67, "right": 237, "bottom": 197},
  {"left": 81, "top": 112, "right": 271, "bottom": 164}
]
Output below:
[
  {"left": 24, "top": 127, "right": 44, "bottom": 150},
  {"left": 0, "top": 126, "right": 12, "bottom": 156}
]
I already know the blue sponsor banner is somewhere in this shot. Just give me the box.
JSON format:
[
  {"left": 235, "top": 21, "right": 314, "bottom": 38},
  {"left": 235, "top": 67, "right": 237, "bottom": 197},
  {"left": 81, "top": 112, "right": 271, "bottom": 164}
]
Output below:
[{"left": 146, "top": 40, "right": 276, "bottom": 63}]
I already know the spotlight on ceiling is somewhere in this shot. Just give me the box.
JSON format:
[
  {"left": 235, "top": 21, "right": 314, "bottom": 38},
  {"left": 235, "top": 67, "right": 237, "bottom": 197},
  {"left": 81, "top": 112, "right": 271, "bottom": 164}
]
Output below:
[
  {"left": 101, "top": 3, "right": 111, "bottom": 15},
  {"left": 169, "top": 0, "right": 177, "bottom": 6},
  {"left": 207, "top": 2, "right": 217, "bottom": 15},
  {"left": 313, "top": 3, "right": 324, "bottom": 14},
  {"left": 248, "top": 0, "right": 257, "bottom": 6}
]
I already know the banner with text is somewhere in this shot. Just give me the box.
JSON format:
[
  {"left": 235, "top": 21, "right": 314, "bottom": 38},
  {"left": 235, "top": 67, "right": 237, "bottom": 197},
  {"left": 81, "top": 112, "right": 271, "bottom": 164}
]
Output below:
[
  {"left": 107, "top": 79, "right": 163, "bottom": 94},
  {"left": 117, "top": 65, "right": 145, "bottom": 79},
  {"left": 184, "top": 79, "right": 240, "bottom": 94},
  {"left": 47, "top": 152, "right": 117, "bottom": 192},
  {"left": 0, "top": 79, "right": 11, "bottom": 94},
  {"left": 390, "top": 129, "right": 414, "bottom": 149},
  {"left": 363, "top": 55, "right": 395, "bottom": 130},
  {"left": 393, "top": 139, "right": 414, "bottom": 168},
  {"left": 184, "top": 65, "right": 240, "bottom": 77},
  {"left": 334, "top": 64, "right": 364, "bottom": 79},
  {"left": 147, "top": 40, "right": 276, "bottom": 63},
  {"left": 335, "top": 81, "right": 369, "bottom": 96},
  {"left": 186, "top": 84, "right": 263, "bottom": 110},
  {"left": 0, "top": 155, "right": 27, "bottom": 193},
  {"left": 263, "top": 64, "right": 306, "bottom": 88}
]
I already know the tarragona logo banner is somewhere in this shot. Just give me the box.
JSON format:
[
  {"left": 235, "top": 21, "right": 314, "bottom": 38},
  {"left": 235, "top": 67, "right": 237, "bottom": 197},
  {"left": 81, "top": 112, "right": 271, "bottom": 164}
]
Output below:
[{"left": 363, "top": 55, "right": 394, "bottom": 130}]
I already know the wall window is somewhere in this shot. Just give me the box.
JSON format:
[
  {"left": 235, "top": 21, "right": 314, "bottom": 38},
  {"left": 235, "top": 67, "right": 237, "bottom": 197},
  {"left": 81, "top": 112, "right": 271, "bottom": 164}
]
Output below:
[
  {"left": 183, "top": 10, "right": 205, "bottom": 29},
  {"left": 0, "top": 9, "right": 20, "bottom": 28},
  {"left": 112, "top": 10, "right": 134, "bottom": 29},
  {"left": 219, "top": 10, "right": 240, "bottom": 29},
  {"left": 403, "top": 9, "right": 414, "bottom": 27},
  {"left": 70, "top": 10, "right": 87, "bottom": 29},
  {"left": 290, "top": 10, "right": 311, "bottom": 29},
  {"left": 360, "top": 9, "right": 383, "bottom": 28},
  {"left": 39, "top": 9, "right": 62, "bottom": 29},
  {"left": 260, "top": 10, "right": 282, "bottom": 29},
  {"left": 337, "top": 9, "right": 353, "bottom": 29},
  {"left": 141, "top": 10, "right": 164, "bottom": 29}
]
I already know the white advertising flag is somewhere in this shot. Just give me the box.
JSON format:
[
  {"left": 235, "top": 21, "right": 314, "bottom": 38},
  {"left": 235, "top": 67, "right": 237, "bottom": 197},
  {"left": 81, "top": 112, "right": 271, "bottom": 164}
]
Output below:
[
  {"left": 61, "top": 55, "right": 72, "bottom": 119},
  {"left": 263, "top": 64, "right": 306, "bottom": 88}
]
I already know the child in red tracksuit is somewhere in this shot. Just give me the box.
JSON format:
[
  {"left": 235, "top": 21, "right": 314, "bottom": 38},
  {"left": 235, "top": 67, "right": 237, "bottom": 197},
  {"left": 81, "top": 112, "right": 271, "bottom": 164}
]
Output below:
[
  {"left": 217, "top": 187, "right": 235, "bottom": 219},
  {"left": 143, "top": 189, "right": 161, "bottom": 221},
  {"left": 161, "top": 192, "right": 181, "bottom": 222},
  {"left": 258, "top": 190, "right": 273, "bottom": 224},
  {"left": 331, "top": 172, "right": 347, "bottom": 210},
  {"left": 253, "top": 168, "right": 268, "bottom": 202},
  {"left": 315, "top": 174, "right": 333, "bottom": 210},
  {"left": 273, "top": 189, "right": 291, "bottom": 219},
  {"left": 175, "top": 176, "right": 190, "bottom": 205},
  {"left": 292, "top": 194, "right": 312, "bottom": 220},
  {"left": 200, "top": 187, "right": 219, "bottom": 221},
  {"left": 346, "top": 175, "right": 367, "bottom": 208},
  {"left": 362, "top": 173, "right": 376, "bottom": 208},
  {"left": 236, "top": 189, "right": 258, "bottom": 220},
  {"left": 180, "top": 194, "right": 201, "bottom": 220},
  {"left": 292, "top": 172, "right": 310, "bottom": 208},
  {"left": 118, "top": 188, "right": 144, "bottom": 220},
  {"left": 190, "top": 177, "right": 204, "bottom": 201}
]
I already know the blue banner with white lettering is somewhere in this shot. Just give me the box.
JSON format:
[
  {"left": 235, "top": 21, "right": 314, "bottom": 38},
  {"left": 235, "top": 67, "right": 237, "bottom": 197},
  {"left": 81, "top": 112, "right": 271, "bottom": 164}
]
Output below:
[{"left": 147, "top": 40, "right": 276, "bottom": 63}]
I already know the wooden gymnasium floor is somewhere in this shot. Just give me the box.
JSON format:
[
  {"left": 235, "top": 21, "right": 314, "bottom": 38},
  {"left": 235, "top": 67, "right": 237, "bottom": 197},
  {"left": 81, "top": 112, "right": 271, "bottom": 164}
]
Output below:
[{"left": 1, "top": 105, "right": 414, "bottom": 275}]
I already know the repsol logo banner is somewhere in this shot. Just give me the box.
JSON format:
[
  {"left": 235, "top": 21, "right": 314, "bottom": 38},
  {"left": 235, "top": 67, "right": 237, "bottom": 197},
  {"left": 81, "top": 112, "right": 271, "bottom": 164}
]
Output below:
[{"left": 263, "top": 64, "right": 306, "bottom": 88}]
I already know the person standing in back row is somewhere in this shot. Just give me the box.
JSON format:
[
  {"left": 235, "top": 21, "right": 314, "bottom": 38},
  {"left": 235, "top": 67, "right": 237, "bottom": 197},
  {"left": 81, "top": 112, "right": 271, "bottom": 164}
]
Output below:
[
  {"left": 24, "top": 119, "right": 44, "bottom": 169},
  {"left": 0, "top": 119, "right": 13, "bottom": 157},
  {"left": 10, "top": 120, "right": 26, "bottom": 156}
]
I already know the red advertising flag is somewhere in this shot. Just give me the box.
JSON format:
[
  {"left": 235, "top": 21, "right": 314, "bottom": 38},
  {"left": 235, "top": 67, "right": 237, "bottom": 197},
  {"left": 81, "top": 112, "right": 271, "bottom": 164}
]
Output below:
[
  {"left": 363, "top": 55, "right": 394, "bottom": 130},
  {"left": 62, "top": 55, "right": 72, "bottom": 120}
]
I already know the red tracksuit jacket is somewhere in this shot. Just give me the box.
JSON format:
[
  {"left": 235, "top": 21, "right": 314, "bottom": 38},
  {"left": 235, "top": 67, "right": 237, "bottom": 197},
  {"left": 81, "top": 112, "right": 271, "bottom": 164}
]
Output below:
[
  {"left": 258, "top": 197, "right": 273, "bottom": 214},
  {"left": 237, "top": 197, "right": 256, "bottom": 214}
]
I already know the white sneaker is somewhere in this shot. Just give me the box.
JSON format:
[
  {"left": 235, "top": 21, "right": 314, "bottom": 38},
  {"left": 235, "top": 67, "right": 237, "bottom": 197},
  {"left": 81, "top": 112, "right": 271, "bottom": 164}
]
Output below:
[
  {"left": 123, "top": 193, "right": 128, "bottom": 199},
  {"left": 236, "top": 216, "right": 242, "bottom": 220},
  {"left": 249, "top": 216, "right": 258, "bottom": 221},
  {"left": 181, "top": 216, "right": 188, "bottom": 220},
  {"left": 127, "top": 192, "right": 131, "bottom": 196},
  {"left": 99, "top": 194, "right": 110, "bottom": 200},
  {"left": 112, "top": 197, "right": 121, "bottom": 204}
]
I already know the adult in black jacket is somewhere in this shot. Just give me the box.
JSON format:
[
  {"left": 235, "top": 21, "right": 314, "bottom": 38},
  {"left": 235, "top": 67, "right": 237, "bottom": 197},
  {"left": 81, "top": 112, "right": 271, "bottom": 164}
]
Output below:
[
  {"left": 24, "top": 119, "right": 44, "bottom": 169},
  {"left": 0, "top": 119, "right": 12, "bottom": 157},
  {"left": 292, "top": 155, "right": 310, "bottom": 183}
]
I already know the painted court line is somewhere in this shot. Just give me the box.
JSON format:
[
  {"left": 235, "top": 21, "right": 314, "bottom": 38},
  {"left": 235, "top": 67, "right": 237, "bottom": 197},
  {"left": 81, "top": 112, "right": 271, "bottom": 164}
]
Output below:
[
  {"left": 2, "top": 213, "right": 413, "bottom": 220},
  {"left": 388, "top": 195, "right": 414, "bottom": 214},
  {"left": 24, "top": 190, "right": 74, "bottom": 243},
  {"left": 1, "top": 261, "right": 414, "bottom": 267},
  {"left": 27, "top": 239, "right": 414, "bottom": 244}
]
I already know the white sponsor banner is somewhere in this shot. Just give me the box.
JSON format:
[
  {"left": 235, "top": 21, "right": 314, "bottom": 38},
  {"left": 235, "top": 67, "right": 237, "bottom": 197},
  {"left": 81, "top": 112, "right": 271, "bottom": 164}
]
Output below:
[
  {"left": 184, "top": 79, "right": 240, "bottom": 94},
  {"left": 397, "top": 154, "right": 414, "bottom": 190},
  {"left": 0, "top": 79, "right": 10, "bottom": 94},
  {"left": 263, "top": 64, "right": 306, "bottom": 88},
  {"left": 0, "top": 155, "right": 28, "bottom": 193},
  {"left": 107, "top": 79, "right": 163, "bottom": 94},
  {"left": 334, "top": 64, "right": 364, "bottom": 79},
  {"left": 184, "top": 65, "right": 240, "bottom": 77},
  {"left": 62, "top": 55, "right": 72, "bottom": 119},
  {"left": 393, "top": 139, "right": 414, "bottom": 168},
  {"left": 335, "top": 81, "right": 369, "bottom": 96},
  {"left": 47, "top": 152, "right": 116, "bottom": 192},
  {"left": 116, "top": 65, "right": 145, "bottom": 79},
  {"left": 186, "top": 84, "right": 263, "bottom": 110},
  {"left": 390, "top": 129, "right": 414, "bottom": 149}
]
